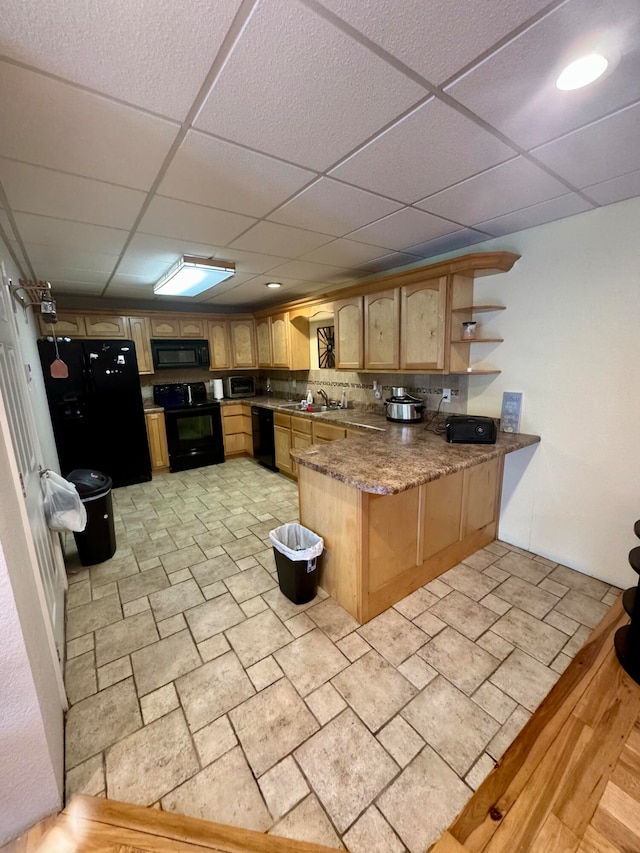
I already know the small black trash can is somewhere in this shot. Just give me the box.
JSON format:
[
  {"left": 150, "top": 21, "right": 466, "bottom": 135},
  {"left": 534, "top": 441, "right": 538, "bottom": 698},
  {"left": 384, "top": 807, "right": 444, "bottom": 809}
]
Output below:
[
  {"left": 66, "top": 469, "right": 116, "bottom": 566},
  {"left": 269, "top": 523, "right": 324, "bottom": 605}
]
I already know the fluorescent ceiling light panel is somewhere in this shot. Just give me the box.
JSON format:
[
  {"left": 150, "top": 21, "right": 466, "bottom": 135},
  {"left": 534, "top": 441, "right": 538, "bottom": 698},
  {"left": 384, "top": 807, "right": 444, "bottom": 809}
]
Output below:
[
  {"left": 556, "top": 54, "right": 608, "bottom": 90},
  {"left": 153, "top": 255, "right": 235, "bottom": 296}
]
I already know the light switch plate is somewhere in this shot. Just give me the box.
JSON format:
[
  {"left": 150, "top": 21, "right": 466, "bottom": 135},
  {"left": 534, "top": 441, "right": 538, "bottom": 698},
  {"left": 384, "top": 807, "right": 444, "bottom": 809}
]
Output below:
[{"left": 500, "top": 392, "right": 523, "bottom": 433}]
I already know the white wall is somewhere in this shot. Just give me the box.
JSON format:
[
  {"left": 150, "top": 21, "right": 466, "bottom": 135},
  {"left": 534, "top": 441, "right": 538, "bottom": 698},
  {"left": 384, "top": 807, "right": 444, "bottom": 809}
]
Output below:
[{"left": 418, "top": 197, "right": 640, "bottom": 588}]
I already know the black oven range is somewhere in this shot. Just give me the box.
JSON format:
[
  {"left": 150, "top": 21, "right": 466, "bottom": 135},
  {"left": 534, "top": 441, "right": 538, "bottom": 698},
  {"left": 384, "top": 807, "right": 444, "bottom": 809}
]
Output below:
[{"left": 153, "top": 382, "right": 224, "bottom": 473}]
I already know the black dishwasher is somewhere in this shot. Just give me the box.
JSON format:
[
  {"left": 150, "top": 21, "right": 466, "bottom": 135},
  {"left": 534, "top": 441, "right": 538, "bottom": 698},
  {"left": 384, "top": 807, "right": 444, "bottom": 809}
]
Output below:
[{"left": 252, "top": 406, "right": 278, "bottom": 471}]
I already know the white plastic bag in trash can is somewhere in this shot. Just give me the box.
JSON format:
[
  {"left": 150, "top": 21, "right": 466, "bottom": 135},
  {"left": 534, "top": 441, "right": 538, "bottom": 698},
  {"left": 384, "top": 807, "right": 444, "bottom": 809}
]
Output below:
[
  {"left": 269, "top": 523, "right": 323, "bottom": 572},
  {"left": 42, "top": 471, "right": 87, "bottom": 532}
]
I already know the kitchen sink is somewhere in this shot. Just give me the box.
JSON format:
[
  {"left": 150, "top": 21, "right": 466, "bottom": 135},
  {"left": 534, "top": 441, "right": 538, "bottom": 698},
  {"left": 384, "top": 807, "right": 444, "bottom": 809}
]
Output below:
[{"left": 278, "top": 403, "right": 333, "bottom": 413}]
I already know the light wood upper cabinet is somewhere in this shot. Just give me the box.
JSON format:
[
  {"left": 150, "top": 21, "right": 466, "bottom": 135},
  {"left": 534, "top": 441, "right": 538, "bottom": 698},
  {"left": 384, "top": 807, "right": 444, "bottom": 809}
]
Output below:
[
  {"left": 85, "top": 314, "right": 129, "bottom": 339},
  {"left": 229, "top": 319, "right": 257, "bottom": 368},
  {"left": 208, "top": 319, "right": 231, "bottom": 370},
  {"left": 400, "top": 277, "right": 447, "bottom": 371},
  {"left": 179, "top": 318, "right": 206, "bottom": 338},
  {"left": 150, "top": 316, "right": 180, "bottom": 337},
  {"left": 364, "top": 288, "right": 399, "bottom": 370},
  {"left": 149, "top": 316, "right": 206, "bottom": 338},
  {"left": 256, "top": 317, "right": 272, "bottom": 367},
  {"left": 334, "top": 296, "right": 363, "bottom": 370},
  {"left": 38, "top": 312, "right": 86, "bottom": 337},
  {"left": 127, "top": 317, "right": 154, "bottom": 374},
  {"left": 271, "top": 313, "right": 290, "bottom": 368},
  {"left": 254, "top": 312, "right": 309, "bottom": 370}
]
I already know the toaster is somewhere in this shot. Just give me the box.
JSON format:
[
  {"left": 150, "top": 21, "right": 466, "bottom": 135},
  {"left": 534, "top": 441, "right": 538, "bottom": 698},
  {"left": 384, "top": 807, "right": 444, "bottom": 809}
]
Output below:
[{"left": 445, "top": 415, "right": 497, "bottom": 444}]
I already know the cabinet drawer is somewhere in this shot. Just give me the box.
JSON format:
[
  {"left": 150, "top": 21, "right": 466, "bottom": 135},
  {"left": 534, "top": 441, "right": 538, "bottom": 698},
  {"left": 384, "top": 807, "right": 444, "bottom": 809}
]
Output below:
[
  {"left": 274, "top": 412, "right": 291, "bottom": 428},
  {"left": 241, "top": 414, "right": 252, "bottom": 436},
  {"left": 312, "top": 422, "right": 347, "bottom": 442},
  {"left": 290, "top": 416, "right": 312, "bottom": 435},
  {"left": 223, "top": 404, "right": 245, "bottom": 418}
]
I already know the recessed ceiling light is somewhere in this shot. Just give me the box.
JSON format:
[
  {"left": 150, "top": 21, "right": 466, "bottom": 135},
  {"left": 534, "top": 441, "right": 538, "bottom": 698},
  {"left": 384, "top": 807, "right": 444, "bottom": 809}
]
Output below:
[
  {"left": 266, "top": 282, "right": 282, "bottom": 289},
  {"left": 556, "top": 53, "right": 608, "bottom": 90}
]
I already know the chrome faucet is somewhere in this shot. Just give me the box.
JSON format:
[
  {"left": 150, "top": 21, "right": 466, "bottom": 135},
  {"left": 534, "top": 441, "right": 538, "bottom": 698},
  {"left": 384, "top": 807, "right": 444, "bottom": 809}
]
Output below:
[{"left": 317, "top": 389, "right": 329, "bottom": 407}]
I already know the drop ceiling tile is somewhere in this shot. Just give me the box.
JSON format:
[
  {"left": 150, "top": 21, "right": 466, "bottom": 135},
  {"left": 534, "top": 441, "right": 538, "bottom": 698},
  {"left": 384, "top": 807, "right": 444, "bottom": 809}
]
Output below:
[
  {"left": 139, "top": 196, "right": 257, "bottom": 246},
  {"left": 347, "top": 207, "right": 462, "bottom": 250},
  {"left": 0, "top": 62, "right": 179, "bottom": 190},
  {"left": 6, "top": 239, "right": 29, "bottom": 273},
  {"left": 102, "top": 282, "right": 157, "bottom": 300},
  {"left": 416, "top": 158, "right": 569, "bottom": 226},
  {"left": 0, "top": 160, "right": 146, "bottom": 230},
  {"left": 210, "top": 248, "right": 291, "bottom": 275},
  {"left": 317, "top": 0, "right": 551, "bottom": 85},
  {"left": 0, "top": 0, "right": 243, "bottom": 119},
  {"left": 34, "top": 265, "right": 111, "bottom": 286},
  {"left": 531, "top": 102, "right": 640, "bottom": 189},
  {"left": 266, "top": 260, "right": 349, "bottom": 283},
  {"left": 119, "top": 234, "right": 289, "bottom": 281},
  {"left": 229, "top": 221, "right": 333, "bottom": 257},
  {"left": 14, "top": 214, "right": 128, "bottom": 257},
  {"left": 583, "top": 168, "right": 640, "bottom": 206},
  {"left": 405, "top": 229, "right": 492, "bottom": 259},
  {"left": 267, "top": 177, "right": 402, "bottom": 236},
  {"left": 43, "top": 279, "right": 106, "bottom": 294},
  {"left": 475, "top": 193, "right": 594, "bottom": 237},
  {"left": 330, "top": 99, "right": 514, "bottom": 202},
  {"left": 204, "top": 277, "right": 307, "bottom": 307},
  {"left": 301, "top": 238, "right": 390, "bottom": 266},
  {"left": 360, "top": 251, "right": 424, "bottom": 273},
  {"left": 158, "top": 130, "right": 316, "bottom": 218},
  {"left": 24, "top": 243, "right": 119, "bottom": 274},
  {"left": 194, "top": 0, "right": 425, "bottom": 170},
  {"left": 446, "top": 0, "right": 640, "bottom": 149},
  {"left": 118, "top": 234, "right": 218, "bottom": 278},
  {"left": 0, "top": 210, "right": 16, "bottom": 241}
]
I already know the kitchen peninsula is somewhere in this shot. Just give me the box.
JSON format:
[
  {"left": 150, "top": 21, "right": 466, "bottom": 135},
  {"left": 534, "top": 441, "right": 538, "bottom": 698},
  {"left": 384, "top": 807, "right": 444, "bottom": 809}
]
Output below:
[{"left": 290, "top": 421, "right": 539, "bottom": 622}]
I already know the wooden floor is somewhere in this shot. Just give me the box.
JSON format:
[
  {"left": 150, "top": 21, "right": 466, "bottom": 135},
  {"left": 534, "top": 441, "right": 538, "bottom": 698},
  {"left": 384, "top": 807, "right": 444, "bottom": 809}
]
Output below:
[
  {"left": 431, "top": 597, "right": 640, "bottom": 853},
  {"left": 5, "top": 598, "right": 639, "bottom": 853}
]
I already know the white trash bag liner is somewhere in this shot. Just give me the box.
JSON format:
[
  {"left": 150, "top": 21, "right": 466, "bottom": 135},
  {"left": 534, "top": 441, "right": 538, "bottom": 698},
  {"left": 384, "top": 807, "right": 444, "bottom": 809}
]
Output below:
[
  {"left": 269, "top": 523, "right": 324, "bottom": 561},
  {"left": 42, "top": 471, "right": 87, "bottom": 532}
]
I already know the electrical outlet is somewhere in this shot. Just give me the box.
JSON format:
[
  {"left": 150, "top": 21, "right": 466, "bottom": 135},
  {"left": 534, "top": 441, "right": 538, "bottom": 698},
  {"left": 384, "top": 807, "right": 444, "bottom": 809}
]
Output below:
[{"left": 442, "top": 388, "right": 451, "bottom": 403}]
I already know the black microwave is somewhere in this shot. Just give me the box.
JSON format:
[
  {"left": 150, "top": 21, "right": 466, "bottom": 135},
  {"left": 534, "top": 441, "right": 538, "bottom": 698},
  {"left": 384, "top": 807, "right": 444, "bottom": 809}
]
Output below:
[{"left": 151, "top": 339, "right": 210, "bottom": 370}]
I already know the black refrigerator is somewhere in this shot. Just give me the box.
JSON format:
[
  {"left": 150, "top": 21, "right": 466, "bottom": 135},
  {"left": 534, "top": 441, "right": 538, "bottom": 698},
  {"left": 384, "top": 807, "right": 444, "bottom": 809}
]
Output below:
[{"left": 38, "top": 338, "right": 152, "bottom": 488}]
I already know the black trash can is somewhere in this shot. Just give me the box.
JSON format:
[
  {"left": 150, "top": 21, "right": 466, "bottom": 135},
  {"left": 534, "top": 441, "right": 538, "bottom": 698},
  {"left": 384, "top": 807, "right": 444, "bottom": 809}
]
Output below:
[
  {"left": 270, "top": 523, "right": 324, "bottom": 605},
  {"left": 66, "top": 469, "right": 116, "bottom": 566}
]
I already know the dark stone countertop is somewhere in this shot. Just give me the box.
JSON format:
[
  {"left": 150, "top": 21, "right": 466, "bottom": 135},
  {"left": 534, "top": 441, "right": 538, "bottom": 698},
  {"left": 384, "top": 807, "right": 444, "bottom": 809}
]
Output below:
[{"left": 146, "top": 394, "right": 540, "bottom": 494}]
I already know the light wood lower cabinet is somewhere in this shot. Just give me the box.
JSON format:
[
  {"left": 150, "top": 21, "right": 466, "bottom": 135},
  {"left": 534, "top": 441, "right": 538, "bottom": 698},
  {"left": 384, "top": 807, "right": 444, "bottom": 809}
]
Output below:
[
  {"left": 274, "top": 413, "right": 315, "bottom": 479},
  {"left": 298, "top": 456, "right": 503, "bottom": 622},
  {"left": 222, "top": 403, "right": 252, "bottom": 457},
  {"left": 145, "top": 412, "right": 169, "bottom": 472}
]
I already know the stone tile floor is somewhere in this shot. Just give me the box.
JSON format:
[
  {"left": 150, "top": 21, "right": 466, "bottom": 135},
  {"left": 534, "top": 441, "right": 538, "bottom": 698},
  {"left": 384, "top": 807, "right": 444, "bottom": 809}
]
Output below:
[{"left": 63, "top": 458, "right": 621, "bottom": 853}]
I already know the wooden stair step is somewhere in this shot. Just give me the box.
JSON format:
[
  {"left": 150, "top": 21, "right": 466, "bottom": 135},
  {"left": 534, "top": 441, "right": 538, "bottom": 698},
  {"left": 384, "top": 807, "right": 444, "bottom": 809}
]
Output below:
[{"left": 21, "top": 795, "right": 340, "bottom": 853}]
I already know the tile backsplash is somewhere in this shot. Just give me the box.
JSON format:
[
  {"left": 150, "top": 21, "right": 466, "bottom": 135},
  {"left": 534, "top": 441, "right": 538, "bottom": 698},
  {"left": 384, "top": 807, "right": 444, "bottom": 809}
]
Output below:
[
  {"left": 259, "top": 369, "right": 468, "bottom": 414},
  {"left": 139, "top": 367, "right": 468, "bottom": 414}
]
